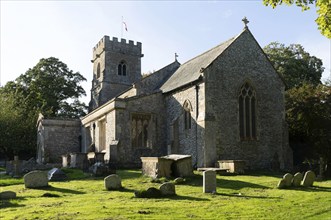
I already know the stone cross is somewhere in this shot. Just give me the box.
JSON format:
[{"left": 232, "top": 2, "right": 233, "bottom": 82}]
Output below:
[
  {"left": 242, "top": 17, "right": 249, "bottom": 28},
  {"left": 175, "top": 53, "right": 178, "bottom": 61}
]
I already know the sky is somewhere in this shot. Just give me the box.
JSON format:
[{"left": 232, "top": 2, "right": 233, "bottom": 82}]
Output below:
[{"left": 1, "top": 1, "right": 330, "bottom": 104}]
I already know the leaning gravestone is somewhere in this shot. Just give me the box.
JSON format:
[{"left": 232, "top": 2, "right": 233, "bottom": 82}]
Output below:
[
  {"left": 0, "top": 191, "right": 17, "bottom": 200},
  {"left": 283, "top": 173, "right": 293, "bottom": 187},
  {"left": 24, "top": 171, "right": 48, "bottom": 188},
  {"left": 302, "top": 170, "right": 316, "bottom": 187},
  {"left": 159, "top": 182, "right": 176, "bottom": 196},
  {"left": 203, "top": 170, "right": 216, "bottom": 193},
  {"left": 292, "top": 172, "right": 303, "bottom": 187},
  {"left": 277, "top": 179, "right": 286, "bottom": 189},
  {"left": 48, "top": 168, "right": 67, "bottom": 181},
  {"left": 104, "top": 174, "right": 122, "bottom": 190}
]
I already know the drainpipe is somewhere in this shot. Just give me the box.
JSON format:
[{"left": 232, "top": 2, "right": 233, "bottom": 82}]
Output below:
[{"left": 195, "top": 84, "right": 200, "bottom": 168}]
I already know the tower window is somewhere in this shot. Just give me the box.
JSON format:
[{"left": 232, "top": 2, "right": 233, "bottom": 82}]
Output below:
[
  {"left": 118, "top": 61, "right": 127, "bottom": 76},
  {"left": 96, "top": 63, "right": 101, "bottom": 78},
  {"left": 239, "top": 82, "right": 257, "bottom": 140}
]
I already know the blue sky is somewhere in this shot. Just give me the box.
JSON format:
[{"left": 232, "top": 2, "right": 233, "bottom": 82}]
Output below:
[{"left": 1, "top": 1, "right": 330, "bottom": 104}]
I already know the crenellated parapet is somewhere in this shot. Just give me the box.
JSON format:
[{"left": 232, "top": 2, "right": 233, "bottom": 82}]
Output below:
[{"left": 92, "top": 36, "right": 142, "bottom": 62}]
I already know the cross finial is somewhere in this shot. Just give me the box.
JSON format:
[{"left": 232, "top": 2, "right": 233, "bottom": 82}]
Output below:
[
  {"left": 175, "top": 52, "right": 178, "bottom": 61},
  {"left": 242, "top": 17, "right": 249, "bottom": 29}
]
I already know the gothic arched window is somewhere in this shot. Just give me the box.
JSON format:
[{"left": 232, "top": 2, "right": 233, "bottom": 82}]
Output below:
[
  {"left": 118, "top": 61, "right": 127, "bottom": 76},
  {"left": 239, "top": 82, "right": 256, "bottom": 140},
  {"left": 96, "top": 63, "right": 101, "bottom": 78},
  {"left": 183, "top": 100, "right": 192, "bottom": 130}
]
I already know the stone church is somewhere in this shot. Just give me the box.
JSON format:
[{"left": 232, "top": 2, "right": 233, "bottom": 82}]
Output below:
[{"left": 37, "top": 22, "right": 293, "bottom": 170}]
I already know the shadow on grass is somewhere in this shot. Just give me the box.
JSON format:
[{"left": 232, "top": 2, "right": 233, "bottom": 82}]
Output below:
[
  {"left": 32, "top": 185, "right": 85, "bottom": 195},
  {"left": 0, "top": 197, "right": 26, "bottom": 208},
  {"left": 182, "top": 175, "right": 269, "bottom": 190},
  {"left": 215, "top": 192, "right": 282, "bottom": 200},
  {"left": 170, "top": 194, "right": 210, "bottom": 201},
  {"left": 284, "top": 185, "right": 331, "bottom": 192},
  {"left": 218, "top": 179, "right": 270, "bottom": 190}
]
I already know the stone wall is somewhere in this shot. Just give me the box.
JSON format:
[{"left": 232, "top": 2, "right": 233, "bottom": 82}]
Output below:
[
  {"left": 37, "top": 117, "right": 81, "bottom": 163},
  {"left": 203, "top": 29, "right": 292, "bottom": 170},
  {"left": 117, "top": 92, "right": 167, "bottom": 167},
  {"left": 165, "top": 83, "right": 205, "bottom": 167}
]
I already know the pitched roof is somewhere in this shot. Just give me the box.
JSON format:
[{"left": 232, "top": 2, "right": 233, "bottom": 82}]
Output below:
[{"left": 160, "top": 32, "right": 240, "bottom": 93}]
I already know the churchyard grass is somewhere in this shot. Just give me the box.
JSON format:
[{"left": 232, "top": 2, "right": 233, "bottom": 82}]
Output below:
[{"left": 1, "top": 169, "right": 330, "bottom": 219}]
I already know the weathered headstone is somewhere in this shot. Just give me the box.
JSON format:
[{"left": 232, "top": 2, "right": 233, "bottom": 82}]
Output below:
[
  {"left": 159, "top": 182, "right": 176, "bottom": 196},
  {"left": 302, "top": 170, "right": 316, "bottom": 187},
  {"left": 203, "top": 170, "right": 216, "bottom": 193},
  {"left": 24, "top": 171, "right": 48, "bottom": 188},
  {"left": 277, "top": 179, "right": 286, "bottom": 189},
  {"left": 292, "top": 172, "right": 303, "bottom": 187},
  {"left": 0, "top": 191, "right": 17, "bottom": 200},
  {"left": 70, "top": 153, "right": 88, "bottom": 170},
  {"left": 174, "top": 177, "right": 185, "bottom": 184},
  {"left": 48, "top": 168, "right": 67, "bottom": 181},
  {"left": 62, "top": 154, "right": 70, "bottom": 168},
  {"left": 90, "top": 162, "right": 114, "bottom": 177},
  {"left": 283, "top": 173, "right": 293, "bottom": 187},
  {"left": 104, "top": 174, "right": 122, "bottom": 190},
  {"left": 12, "top": 156, "right": 21, "bottom": 177}
]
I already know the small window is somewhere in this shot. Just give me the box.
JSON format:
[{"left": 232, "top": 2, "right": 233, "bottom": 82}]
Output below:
[
  {"left": 96, "top": 63, "right": 101, "bottom": 78},
  {"left": 118, "top": 61, "right": 127, "bottom": 76},
  {"left": 183, "top": 100, "right": 192, "bottom": 130},
  {"left": 239, "top": 82, "right": 257, "bottom": 140}
]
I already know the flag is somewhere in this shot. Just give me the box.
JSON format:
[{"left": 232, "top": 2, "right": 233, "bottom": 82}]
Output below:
[{"left": 123, "top": 21, "right": 128, "bottom": 32}]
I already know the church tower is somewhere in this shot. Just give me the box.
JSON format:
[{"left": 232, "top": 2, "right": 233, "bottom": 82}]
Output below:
[{"left": 89, "top": 36, "right": 143, "bottom": 111}]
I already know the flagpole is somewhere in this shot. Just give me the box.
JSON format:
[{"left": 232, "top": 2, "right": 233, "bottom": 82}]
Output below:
[{"left": 121, "top": 16, "right": 123, "bottom": 39}]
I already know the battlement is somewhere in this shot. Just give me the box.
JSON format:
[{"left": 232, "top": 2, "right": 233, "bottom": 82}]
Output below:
[{"left": 92, "top": 36, "right": 142, "bottom": 61}]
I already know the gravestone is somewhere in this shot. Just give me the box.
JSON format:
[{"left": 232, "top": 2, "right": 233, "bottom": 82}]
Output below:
[
  {"left": 302, "top": 170, "right": 316, "bottom": 187},
  {"left": 292, "top": 172, "right": 303, "bottom": 187},
  {"left": 203, "top": 170, "right": 216, "bottom": 193},
  {"left": 70, "top": 153, "right": 88, "bottom": 170},
  {"left": 277, "top": 179, "right": 286, "bottom": 189},
  {"left": 174, "top": 177, "right": 185, "bottom": 184},
  {"left": 159, "top": 182, "right": 176, "bottom": 196},
  {"left": 104, "top": 174, "right": 122, "bottom": 190},
  {"left": 283, "top": 173, "right": 293, "bottom": 187},
  {"left": 62, "top": 154, "right": 70, "bottom": 168},
  {"left": 24, "top": 171, "right": 48, "bottom": 188},
  {"left": 48, "top": 168, "right": 67, "bottom": 181},
  {"left": 161, "top": 154, "right": 194, "bottom": 177},
  {"left": 0, "top": 191, "right": 17, "bottom": 200}
]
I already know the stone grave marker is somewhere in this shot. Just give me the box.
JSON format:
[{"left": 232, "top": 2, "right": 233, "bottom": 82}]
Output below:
[
  {"left": 159, "top": 182, "right": 176, "bottom": 196},
  {"left": 283, "top": 173, "right": 293, "bottom": 187},
  {"left": 0, "top": 191, "right": 17, "bottom": 200},
  {"left": 48, "top": 168, "right": 67, "bottom": 181},
  {"left": 203, "top": 170, "right": 216, "bottom": 193},
  {"left": 302, "top": 170, "right": 316, "bottom": 187},
  {"left": 24, "top": 171, "right": 48, "bottom": 188},
  {"left": 277, "top": 179, "right": 286, "bottom": 189},
  {"left": 104, "top": 174, "right": 122, "bottom": 190},
  {"left": 292, "top": 172, "right": 303, "bottom": 187}
]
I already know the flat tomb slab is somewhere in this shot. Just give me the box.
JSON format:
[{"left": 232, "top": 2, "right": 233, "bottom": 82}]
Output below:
[
  {"left": 218, "top": 160, "right": 246, "bottom": 174},
  {"left": 197, "top": 168, "right": 229, "bottom": 174}
]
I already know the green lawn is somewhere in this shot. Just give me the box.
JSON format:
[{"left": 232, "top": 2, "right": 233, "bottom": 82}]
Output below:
[{"left": 1, "top": 169, "right": 330, "bottom": 220}]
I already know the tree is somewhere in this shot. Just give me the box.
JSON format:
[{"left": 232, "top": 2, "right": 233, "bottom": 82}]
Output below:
[
  {"left": 0, "top": 90, "right": 36, "bottom": 159},
  {"left": 264, "top": 42, "right": 324, "bottom": 89},
  {"left": 2, "top": 57, "right": 87, "bottom": 118},
  {"left": 286, "top": 83, "right": 331, "bottom": 175},
  {"left": 0, "top": 57, "right": 87, "bottom": 158},
  {"left": 263, "top": 0, "right": 331, "bottom": 39}
]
